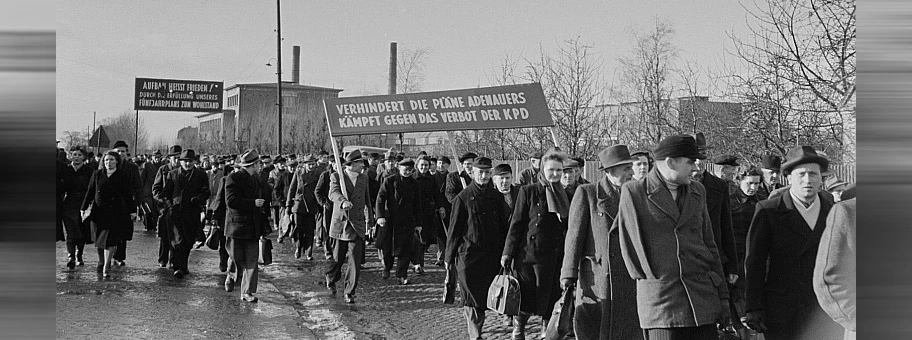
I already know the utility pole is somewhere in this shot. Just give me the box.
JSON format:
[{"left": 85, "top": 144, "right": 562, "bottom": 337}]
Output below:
[
  {"left": 275, "top": 0, "right": 283, "bottom": 156},
  {"left": 92, "top": 111, "right": 97, "bottom": 154},
  {"left": 389, "top": 42, "right": 400, "bottom": 153}
]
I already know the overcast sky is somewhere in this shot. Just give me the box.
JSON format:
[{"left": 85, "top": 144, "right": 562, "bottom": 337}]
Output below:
[{"left": 57, "top": 0, "right": 751, "bottom": 144}]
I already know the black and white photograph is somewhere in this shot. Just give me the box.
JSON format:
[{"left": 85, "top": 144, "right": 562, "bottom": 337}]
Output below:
[{"left": 53, "top": 1, "right": 857, "bottom": 339}]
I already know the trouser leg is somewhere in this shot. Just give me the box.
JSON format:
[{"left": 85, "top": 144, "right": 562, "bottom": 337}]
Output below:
[
  {"left": 325, "top": 237, "right": 347, "bottom": 285},
  {"left": 66, "top": 242, "right": 76, "bottom": 259},
  {"left": 436, "top": 235, "right": 446, "bottom": 263},
  {"left": 228, "top": 238, "right": 259, "bottom": 294},
  {"left": 396, "top": 251, "right": 410, "bottom": 278},
  {"left": 645, "top": 325, "right": 719, "bottom": 340},
  {"left": 114, "top": 240, "right": 126, "bottom": 262},
  {"left": 295, "top": 212, "right": 316, "bottom": 257},
  {"left": 75, "top": 243, "right": 85, "bottom": 263},
  {"left": 463, "top": 306, "right": 485, "bottom": 340},
  {"left": 218, "top": 236, "right": 230, "bottom": 271},
  {"left": 343, "top": 238, "right": 363, "bottom": 295}
]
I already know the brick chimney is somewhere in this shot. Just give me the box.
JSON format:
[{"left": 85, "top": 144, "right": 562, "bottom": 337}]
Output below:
[{"left": 292, "top": 45, "right": 301, "bottom": 84}]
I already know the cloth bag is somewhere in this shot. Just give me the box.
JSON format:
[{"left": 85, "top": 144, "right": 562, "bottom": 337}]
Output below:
[
  {"left": 544, "top": 284, "right": 576, "bottom": 340},
  {"left": 486, "top": 268, "right": 521, "bottom": 315},
  {"left": 259, "top": 238, "right": 273, "bottom": 265},
  {"left": 279, "top": 212, "right": 294, "bottom": 236}
]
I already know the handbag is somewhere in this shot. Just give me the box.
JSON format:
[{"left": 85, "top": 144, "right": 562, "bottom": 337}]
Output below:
[
  {"left": 544, "top": 284, "right": 576, "bottom": 340},
  {"left": 279, "top": 212, "right": 294, "bottom": 235},
  {"left": 259, "top": 238, "right": 273, "bottom": 265},
  {"left": 486, "top": 267, "right": 521, "bottom": 315},
  {"left": 82, "top": 203, "right": 95, "bottom": 223},
  {"left": 204, "top": 225, "right": 222, "bottom": 250}
]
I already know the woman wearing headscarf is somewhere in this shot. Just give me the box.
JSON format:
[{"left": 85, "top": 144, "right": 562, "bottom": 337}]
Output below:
[
  {"left": 501, "top": 149, "right": 571, "bottom": 340},
  {"left": 61, "top": 146, "right": 95, "bottom": 269},
  {"left": 81, "top": 151, "right": 137, "bottom": 277}
]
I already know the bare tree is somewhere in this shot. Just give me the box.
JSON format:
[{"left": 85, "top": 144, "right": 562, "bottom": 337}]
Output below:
[
  {"left": 98, "top": 109, "right": 149, "bottom": 152},
  {"left": 60, "top": 130, "right": 87, "bottom": 150},
  {"left": 397, "top": 48, "right": 430, "bottom": 94},
  {"left": 729, "top": 0, "right": 856, "bottom": 162},
  {"left": 617, "top": 20, "right": 680, "bottom": 145}
]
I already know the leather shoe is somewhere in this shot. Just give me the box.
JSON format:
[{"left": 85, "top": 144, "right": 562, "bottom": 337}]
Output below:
[
  {"left": 158, "top": 261, "right": 168, "bottom": 268},
  {"left": 344, "top": 294, "right": 355, "bottom": 304},
  {"left": 66, "top": 258, "right": 76, "bottom": 270},
  {"left": 218, "top": 262, "right": 228, "bottom": 273},
  {"left": 224, "top": 278, "right": 234, "bottom": 292},
  {"left": 241, "top": 294, "right": 258, "bottom": 303},
  {"left": 173, "top": 270, "right": 185, "bottom": 279},
  {"left": 326, "top": 277, "right": 337, "bottom": 295},
  {"left": 295, "top": 249, "right": 301, "bottom": 259},
  {"left": 306, "top": 256, "right": 314, "bottom": 261},
  {"left": 398, "top": 277, "right": 409, "bottom": 285},
  {"left": 382, "top": 269, "right": 391, "bottom": 279},
  {"left": 114, "top": 260, "right": 126, "bottom": 267}
]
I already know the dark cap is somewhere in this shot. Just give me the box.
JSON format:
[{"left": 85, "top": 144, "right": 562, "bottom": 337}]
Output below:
[
  {"left": 530, "top": 151, "right": 544, "bottom": 159},
  {"left": 493, "top": 163, "right": 512, "bottom": 176},
  {"left": 152, "top": 150, "right": 162, "bottom": 156},
  {"left": 693, "top": 132, "right": 712, "bottom": 151},
  {"left": 112, "top": 140, "right": 129, "bottom": 149},
  {"left": 274, "top": 156, "right": 286, "bottom": 164},
  {"left": 458, "top": 152, "right": 478, "bottom": 163},
  {"left": 300, "top": 153, "right": 318, "bottom": 163},
  {"left": 472, "top": 157, "right": 493, "bottom": 169},
  {"left": 562, "top": 158, "right": 581, "bottom": 169},
  {"left": 653, "top": 135, "right": 706, "bottom": 160},
  {"left": 760, "top": 155, "right": 782, "bottom": 171},
  {"left": 781, "top": 146, "right": 829, "bottom": 174},
  {"left": 711, "top": 154, "right": 739, "bottom": 167},
  {"left": 438, "top": 156, "right": 451, "bottom": 164}
]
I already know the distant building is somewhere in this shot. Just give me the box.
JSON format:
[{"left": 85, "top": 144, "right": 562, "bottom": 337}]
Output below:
[
  {"left": 176, "top": 126, "right": 198, "bottom": 149},
  {"left": 600, "top": 96, "right": 743, "bottom": 148}
]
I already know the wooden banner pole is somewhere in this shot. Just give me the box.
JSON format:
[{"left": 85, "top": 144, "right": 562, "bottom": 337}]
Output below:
[{"left": 322, "top": 100, "right": 349, "bottom": 200}]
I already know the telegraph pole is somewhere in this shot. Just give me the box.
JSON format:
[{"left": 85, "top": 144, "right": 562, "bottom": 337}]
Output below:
[
  {"left": 389, "top": 42, "right": 400, "bottom": 152},
  {"left": 275, "top": 0, "right": 283, "bottom": 156}
]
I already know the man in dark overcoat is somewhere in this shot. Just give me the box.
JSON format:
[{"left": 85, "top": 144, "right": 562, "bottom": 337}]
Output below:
[
  {"left": 410, "top": 156, "right": 445, "bottom": 274},
  {"left": 111, "top": 140, "right": 144, "bottom": 266},
  {"left": 692, "top": 134, "right": 739, "bottom": 285},
  {"left": 757, "top": 154, "right": 784, "bottom": 199},
  {"left": 561, "top": 145, "right": 642, "bottom": 340},
  {"left": 152, "top": 145, "right": 182, "bottom": 268},
  {"left": 445, "top": 152, "right": 476, "bottom": 204},
  {"left": 153, "top": 149, "right": 210, "bottom": 278},
  {"left": 314, "top": 158, "right": 337, "bottom": 260},
  {"left": 445, "top": 157, "right": 511, "bottom": 340},
  {"left": 223, "top": 150, "right": 271, "bottom": 302},
  {"left": 433, "top": 156, "right": 453, "bottom": 265},
  {"left": 376, "top": 158, "right": 419, "bottom": 284},
  {"left": 743, "top": 146, "right": 842, "bottom": 340},
  {"left": 615, "top": 135, "right": 730, "bottom": 339},
  {"left": 285, "top": 154, "right": 321, "bottom": 260}
]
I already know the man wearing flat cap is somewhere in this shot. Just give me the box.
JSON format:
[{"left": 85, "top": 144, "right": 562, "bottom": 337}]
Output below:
[
  {"left": 376, "top": 157, "right": 420, "bottom": 284},
  {"left": 561, "top": 157, "right": 589, "bottom": 202},
  {"left": 615, "top": 135, "right": 731, "bottom": 339},
  {"left": 445, "top": 157, "right": 512, "bottom": 340},
  {"left": 561, "top": 145, "right": 641, "bottom": 340},
  {"left": 152, "top": 145, "right": 183, "bottom": 268},
  {"left": 140, "top": 150, "right": 166, "bottom": 232},
  {"left": 711, "top": 154, "right": 740, "bottom": 182},
  {"left": 743, "top": 146, "right": 842, "bottom": 340},
  {"left": 757, "top": 155, "right": 784, "bottom": 199},
  {"left": 445, "top": 152, "right": 477, "bottom": 204},
  {"left": 153, "top": 149, "right": 210, "bottom": 279},
  {"left": 285, "top": 154, "right": 321, "bottom": 260},
  {"left": 519, "top": 151, "right": 544, "bottom": 186}
]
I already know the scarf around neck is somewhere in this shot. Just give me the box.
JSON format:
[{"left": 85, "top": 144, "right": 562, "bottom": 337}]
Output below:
[{"left": 540, "top": 175, "right": 570, "bottom": 221}]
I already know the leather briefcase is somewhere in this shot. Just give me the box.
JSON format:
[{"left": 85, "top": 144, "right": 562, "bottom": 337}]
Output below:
[
  {"left": 544, "top": 284, "right": 575, "bottom": 340},
  {"left": 259, "top": 238, "right": 273, "bottom": 265},
  {"left": 486, "top": 268, "right": 521, "bottom": 315}
]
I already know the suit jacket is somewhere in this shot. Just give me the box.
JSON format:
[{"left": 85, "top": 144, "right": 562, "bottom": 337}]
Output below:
[
  {"left": 328, "top": 171, "right": 372, "bottom": 241},
  {"left": 562, "top": 178, "right": 640, "bottom": 340},
  {"left": 615, "top": 169, "right": 728, "bottom": 328},
  {"left": 375, "top": 174, "right": 419, "bottom": 233},
  {"left": 745, "top": 190, "right": 834, "bottom": 327},
  {"left": 223, "top": 169, "right": 271, "bottom": 240},
  {"left": 503, "top": 182, "right": 567, "bottom": 264},
  {"left": 813, "top": 199, "right": 856, "bottom": 338},
  {"left": 445, "top": 170, "right": 472, "bottom": 204},
  {"left": 286, "top": 167, "right": 320, "bottom": 214},
  {"left": 153, "top": 167, "right": 210, "bottom": 210},
  {"left": 699, "top": 171, "right": 739, "bottom": 277}
]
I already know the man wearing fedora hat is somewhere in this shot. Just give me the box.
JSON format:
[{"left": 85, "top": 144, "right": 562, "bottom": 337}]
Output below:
[
  {"left": 615, "top": 134, "right": 731, "bottom": 339},
  {"left": 325, "top": 149, "right": 373, "bottom": 303},
  {"left": 223, "top": 149, "right": 272, "bottom": 302},
  {"left": 153, "top": 149, "right": 210, "bottom": 279},
  {"left": 757, "top": 155, "right": 784, "bottom": 199},
  {"left": 743, "top": 145, "right": 842, "bottom": 340},
  {"left": 152, "top": 145, "right": 183, "bottom": 268},
  {"left": 560, "top": 144, "right": 641, "bottom": 340}
]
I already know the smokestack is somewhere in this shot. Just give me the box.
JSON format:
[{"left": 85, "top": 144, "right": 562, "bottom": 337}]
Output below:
[
  {"left": 292, "top": 45, "right": 301, "bottom": 84},
  {"left": 389, "top": 42, "right": 397, "bottom": 95}
]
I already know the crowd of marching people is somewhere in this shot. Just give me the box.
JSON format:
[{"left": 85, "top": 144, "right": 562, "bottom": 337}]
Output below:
[{"left": 56, "top": 133, "right": 855, "bottom": 340}]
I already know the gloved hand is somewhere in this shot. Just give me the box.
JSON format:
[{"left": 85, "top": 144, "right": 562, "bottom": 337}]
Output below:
[{"left": 742, "top": 310, "right": 767, "bottom": 333}]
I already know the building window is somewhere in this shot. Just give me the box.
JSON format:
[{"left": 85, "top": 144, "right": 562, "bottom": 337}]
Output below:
[
  {"left": 227, "top": 95, "right": 239, "bottom": 108},
  {"left": 282, "top": 94, "right": 296, "bottom": 108}
]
